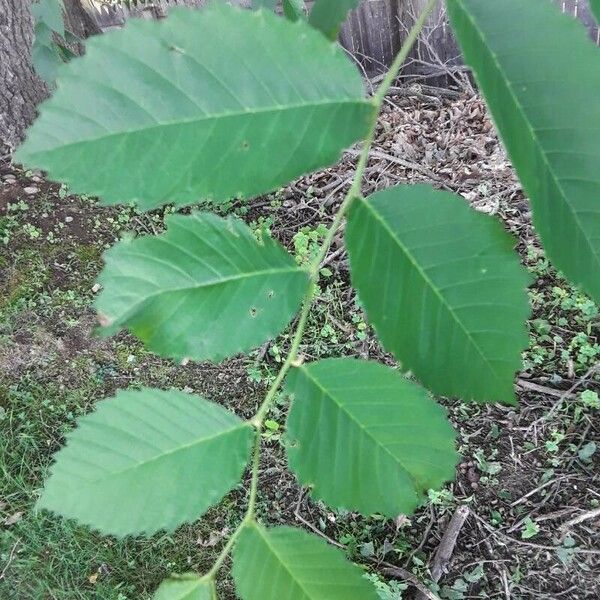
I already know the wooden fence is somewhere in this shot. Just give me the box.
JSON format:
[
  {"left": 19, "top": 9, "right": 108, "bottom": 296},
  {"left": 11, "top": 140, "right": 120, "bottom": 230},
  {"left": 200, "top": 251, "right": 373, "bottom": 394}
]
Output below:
[
  {"left": 85, "top": 0, "right": 600, "bottom": 79},
  {"left": 340, "top": 0, "right": 600, "bottom": 77}
]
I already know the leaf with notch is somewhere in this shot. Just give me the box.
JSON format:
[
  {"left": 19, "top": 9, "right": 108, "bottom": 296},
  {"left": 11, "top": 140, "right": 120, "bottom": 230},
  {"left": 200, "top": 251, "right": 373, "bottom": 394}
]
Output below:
[
  {"left": 38, "top": 387, "right": 253, "bottom": 536},
  {"left": 17, "top": 3, "right": 373, "bottom": 211},
  {"left": 96, "top": 212, "right": 309, "bottom": 362},
  {"left": 447, "top": 0, "right": 600, "bottom": 303},
  {"left": 309, "top": 0, "right": 359, "bottom": 39},
  {"left": 285, "top": 359, "right": 457, "bottom": 516},
  {"left": 32, "top": 0, "right": 64, "bottom": 37},
  {"left": 31, "top": 0, "right": 65, "bottom": 84},
  {"left": 233, "top": 523, "right": 379, "bottom": 600},
  {"left": 253, "top": 0, "right": 276, "bottom": 10},
  {"left": 154, "top": 574, "right": 216, "bottom": 600},
  {"left": 283, "top": 0, "right": 306, "bottom": 22},
  {"left": 591, "top": 0, "right": 600, "bottom": 23},
  {"left": 346, "top": 185, "right": 530, "bottom": 404}
]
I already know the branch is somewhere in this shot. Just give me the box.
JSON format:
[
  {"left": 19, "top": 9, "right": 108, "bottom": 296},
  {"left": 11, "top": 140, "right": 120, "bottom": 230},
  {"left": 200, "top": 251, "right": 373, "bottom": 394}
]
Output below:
[{"left": 414, "top": 505, "right": 470, "bottom": 600}]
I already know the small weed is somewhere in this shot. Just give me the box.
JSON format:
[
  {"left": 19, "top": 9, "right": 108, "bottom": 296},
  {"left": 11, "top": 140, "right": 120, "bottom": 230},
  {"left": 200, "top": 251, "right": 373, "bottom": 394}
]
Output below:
[{"left": 520, "top": 517, "right": 540, "bottom": 539}]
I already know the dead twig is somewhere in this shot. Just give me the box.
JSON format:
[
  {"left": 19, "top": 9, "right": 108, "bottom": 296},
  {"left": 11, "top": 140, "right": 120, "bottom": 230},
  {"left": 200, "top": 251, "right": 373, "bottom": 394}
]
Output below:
[
  {"left": 510, "top": 475, "right": 570, "bottom": 507},
  {"left": 380, "top": 563, "right": 441, "bottom": 600},
  {"left": 415, "top": 505, "right": 470, "bottom": 600},
  {"left": 0, "top": 539, "right": 19, "bottom": 581},
  {"left": 344, "top": 148, "right": 448, "bottom": 186},
  {"left": 545, "top": 365, "right": 599, "bottom": 420},
  {"left": 560, "top": 507, "right": 600, "bottom": 531},
  {"left": 516, "top": 379, "right": 576, "bottom": 400}
]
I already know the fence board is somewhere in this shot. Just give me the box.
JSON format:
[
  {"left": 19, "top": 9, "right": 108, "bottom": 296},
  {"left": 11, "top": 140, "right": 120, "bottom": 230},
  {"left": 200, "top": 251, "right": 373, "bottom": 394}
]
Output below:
[
  {"left": 85, "top": 0, "right": 600, "bottom": 79},
  {"left": 341, "top": 0, "right": 600, "bottom": 78}
]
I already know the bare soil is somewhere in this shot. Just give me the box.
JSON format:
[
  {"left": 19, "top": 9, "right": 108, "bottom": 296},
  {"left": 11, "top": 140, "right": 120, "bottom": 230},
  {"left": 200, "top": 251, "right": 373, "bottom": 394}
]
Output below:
[{"left": 0, "top": 89, "right": 598, "bottom": 600}]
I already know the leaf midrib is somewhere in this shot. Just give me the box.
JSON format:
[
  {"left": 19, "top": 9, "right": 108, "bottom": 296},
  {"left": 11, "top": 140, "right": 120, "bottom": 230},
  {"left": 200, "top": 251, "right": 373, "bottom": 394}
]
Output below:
[
  {"left": 452, "top": 0, "right": 600, "bottom": 271},
  {"left": 299, "top": 366, "right": 419, "bottom": 489},
  {"left": 251, "top": 525, "right": 316, "bottom": 600},
  {"left": 104, "top": 266, "right": 306, "bottom": 323},
  {"left": 28, "top": 97, "right": 371, "bottom": 157},
  {"left": 360, "top": 199, "right": 505, "bottom": 386},
  {"left": 74, "top": 420, "right": 250, "bottom": 486}
]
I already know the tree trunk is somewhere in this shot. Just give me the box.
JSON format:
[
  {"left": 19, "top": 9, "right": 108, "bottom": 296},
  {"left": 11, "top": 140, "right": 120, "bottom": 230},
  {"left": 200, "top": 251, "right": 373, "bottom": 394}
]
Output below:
[
  {"left": 64, "top": 0, "right": 101, "bottom": 38},
  {"left": 0, "top": 0, "right": 49, "bottom": 152}
]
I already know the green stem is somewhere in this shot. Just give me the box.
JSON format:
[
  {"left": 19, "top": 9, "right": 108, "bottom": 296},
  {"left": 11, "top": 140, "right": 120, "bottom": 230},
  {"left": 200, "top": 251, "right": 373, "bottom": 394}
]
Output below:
[
  {"left": 207, "top": 0, "right": 438, "bottom": 577},
  {"left": 206, "top": 516, "right": 247, "bottom": 579},
  {"left": 246, "top": 426, "right": 262, "bottom": 518}
]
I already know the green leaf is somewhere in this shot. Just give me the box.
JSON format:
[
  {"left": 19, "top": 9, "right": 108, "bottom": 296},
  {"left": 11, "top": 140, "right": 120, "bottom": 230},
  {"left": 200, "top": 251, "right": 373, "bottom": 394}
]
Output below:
[
  {"left": 521, "top": 517, "right": 540, "bottom": 539},
  {"left": 578, "top": 441, "right": 597, "bottom": 462},
  {"left": 32, "top": 32, "right": 63, "bottom": 85},
  {"left": 154, "top": 574, "right": 216, "bottom": 600},
  {"left": 591, "top": 0, "right": 600, "bottom": 23},
  {"left": 38, "top": 388, "right": 253, "bottom": 536},
  {"left": 309, "top": 0, "right": 359, "bottom": 39},
  {"left": 283, "top": 0, "right": 306, "bottom": 22},
  {"left": 233, "top": 523, "right": 379, "bottom": 600},
  {"left": 253, "top": 0, "right": 276, "bottom": 10},
  {"left": 285, "top": 359, "right": 457, "bottom": 516},
  {"left": 96, "top": 212, "right": 309, "bottom": 362},
  {"left": 17, "top": 4, "right": 373, "bottom": 211},
  {"left": 32, "top": 0, "right": 64, "bottom": 38},
  {"left": 447, "top": 0, "right": 600, "bottom": 303},
  {"left": 31, "top": 0, "right": 66, "bottom": 85},
  {"left": 345, "top": 185, "right": 530, "bottom": 404}
]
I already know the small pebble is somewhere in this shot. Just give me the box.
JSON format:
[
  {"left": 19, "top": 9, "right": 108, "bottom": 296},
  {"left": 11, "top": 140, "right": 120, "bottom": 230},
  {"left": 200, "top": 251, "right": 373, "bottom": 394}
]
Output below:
[
  {"left": 467, "top": 467, "right": 480, "bottom": 483},
  {"left": 65, "top": 216, "right": 73, "bottom": 223},
  {"left": 24, "top": 186, "right": 39, "bottom": 195},
  {"left": 91, "top": 283, "right": 101, "bottom": 293}
]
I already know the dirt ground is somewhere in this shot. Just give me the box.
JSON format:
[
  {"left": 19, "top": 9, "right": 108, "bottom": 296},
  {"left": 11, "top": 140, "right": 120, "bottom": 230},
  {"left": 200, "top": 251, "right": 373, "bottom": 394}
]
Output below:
[{"left": 1, "top": 89, "right": 599, "bottom": 600}]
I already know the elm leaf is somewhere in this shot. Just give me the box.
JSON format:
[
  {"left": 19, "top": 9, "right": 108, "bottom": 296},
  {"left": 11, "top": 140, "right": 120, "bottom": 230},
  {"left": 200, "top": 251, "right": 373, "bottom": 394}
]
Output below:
[
  {"left": 309, "top": 0, "right": 359, "bottom": 39},
  {"left": 17, "top": 4, "right": 373, "bottom": 210},
  {"left": 38, "top": 388, "right": 253, "bottom": 536},
  {"left": 233, "top": 523, "right": 378, "bottom": 600},
  {"left": 285, "top": 359, "right": 457, "bottom": 516},
  {"left": 96, "top": 212, "right": 309, "bottom": 362},
  {"left": 346, "top": 185, "right": 530, "bottom": 404},
  {"left": 154, "top": 574, "right": 217, "bottom": 600},
  {"left": 447, "top": 0, "right": 600, "bottom": 303}
]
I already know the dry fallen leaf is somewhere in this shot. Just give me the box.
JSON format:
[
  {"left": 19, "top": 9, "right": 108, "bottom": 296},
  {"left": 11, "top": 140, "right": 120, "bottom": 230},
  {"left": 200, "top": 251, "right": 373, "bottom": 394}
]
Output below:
[
  {"left": 96, "top": 312, "right": 113, "bottom": 327},
  {"left": 4, "top": 511, "right": 23, "bottom": 526}
]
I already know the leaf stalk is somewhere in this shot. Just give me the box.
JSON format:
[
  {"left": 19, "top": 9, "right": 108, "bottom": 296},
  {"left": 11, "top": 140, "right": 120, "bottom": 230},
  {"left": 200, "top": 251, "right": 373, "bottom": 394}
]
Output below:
[{"left": 207, "top": 0, "right": 439, "bottom": 577}]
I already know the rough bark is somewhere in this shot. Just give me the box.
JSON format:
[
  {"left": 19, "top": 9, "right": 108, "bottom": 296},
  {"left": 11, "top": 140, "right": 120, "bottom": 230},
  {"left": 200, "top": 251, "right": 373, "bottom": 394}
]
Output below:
[
  {"left": 64, "top": 0, "right": 101, "bottom": 38},
  {"left": 0, "top": 0, "right": 49, "bottom": 151},
  {"left": 90, "top": 0, "right": 251, "bottom": 30}
]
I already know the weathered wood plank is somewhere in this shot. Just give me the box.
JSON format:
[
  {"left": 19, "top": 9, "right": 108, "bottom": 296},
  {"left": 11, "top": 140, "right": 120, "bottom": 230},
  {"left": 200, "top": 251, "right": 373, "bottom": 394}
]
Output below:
[
  {"left": 84, "top": 0, "right": 600, "bottom": 79},
  {"left": 339, "top": 0, "right": 404, "bottom": 75},
  {"left": 340, "top": 0, "right": 599, "bottom": 77}
]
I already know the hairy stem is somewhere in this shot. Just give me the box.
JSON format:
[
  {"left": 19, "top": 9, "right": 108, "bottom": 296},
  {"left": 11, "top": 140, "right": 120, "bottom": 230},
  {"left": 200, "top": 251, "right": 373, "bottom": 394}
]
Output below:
[{"left": 208, "top": 0, "right": 439, "bottom": 577}]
